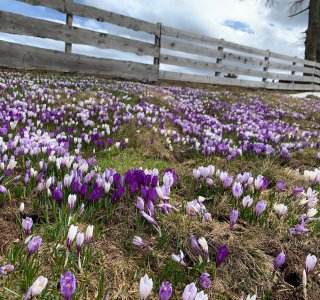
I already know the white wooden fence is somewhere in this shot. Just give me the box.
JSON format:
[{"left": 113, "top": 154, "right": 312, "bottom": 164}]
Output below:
[{"left": 0, "top": 0, "right": 319, "bottom": 90}]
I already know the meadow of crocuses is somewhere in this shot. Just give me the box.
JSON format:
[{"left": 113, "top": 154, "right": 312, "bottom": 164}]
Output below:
[{"left": 0, "top": 70, "right": 319, "bottom": 300}]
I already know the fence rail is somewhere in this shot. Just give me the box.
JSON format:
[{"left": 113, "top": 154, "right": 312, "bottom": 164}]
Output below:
[{"left": 0, "top": 0, "right": 319, "bottom": 90}]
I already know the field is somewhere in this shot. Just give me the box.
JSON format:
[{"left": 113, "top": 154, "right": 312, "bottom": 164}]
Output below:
[{"left": 0, "top": 69, "right": 319, "bottom": 300}]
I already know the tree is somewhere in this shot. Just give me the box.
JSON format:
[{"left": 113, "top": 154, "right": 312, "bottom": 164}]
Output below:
[{"left": 268, "top": 0, "right": 320, "bottom": 62}]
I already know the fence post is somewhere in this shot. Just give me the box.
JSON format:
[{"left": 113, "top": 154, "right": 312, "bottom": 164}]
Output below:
[
  {"left": 153, "top": 22, "right": 162, "bottom": 82},
  {"left": 215, "top": 39, "right": 224, "bottom": 77},
  {"left": 262, "top": 49, "right": 270, "bottom": 86},
  {"left": 65, "top": 0, "right": 73, "bottom": 54}
]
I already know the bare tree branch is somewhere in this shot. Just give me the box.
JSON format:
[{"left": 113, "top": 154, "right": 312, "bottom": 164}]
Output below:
[{"left": 288, "top": 6, "right": 309, "bottom": 17}]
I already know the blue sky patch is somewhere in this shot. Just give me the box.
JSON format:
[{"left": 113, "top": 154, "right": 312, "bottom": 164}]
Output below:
[{"left": 223, "top": 20, "right": 254, "bottom": 34}]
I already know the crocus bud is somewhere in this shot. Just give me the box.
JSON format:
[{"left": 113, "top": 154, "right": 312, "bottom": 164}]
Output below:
[
  {"left": 60, "top": 271, "right": 76, "bottom": 300},
  {"left": 22, "top": 217, "right": 33, "bottom": 236},
  {"left": 306, "top": 254, "right": 317, "bottom": 275},
  {"left": 198, "top": 237, "right": 209, "bottom": 261},
  {"left": 132, "top": 236, "right": 145, "bottom": 248},
  {"left": 199, "top": 273, "right": 211, "bottom": 289},
  {"left": 85, "top": 225, "right": 94, "bottom": 246},
  {"left": 19, "top": 202, "right": 25, "bottom": 214},
  {"left": 274, "top": 251, "right": 286, "bottom": 272},
  {"left": 27, "top": 236, "right": 42, "bottom": 256},
  {"left": 67, "top": 225, "right": 78, "bottom": 250},
  {"left": 255, "top": 201, "right": 267, "bottom": 218},
  {"left": 190, "top": 235, "right": 202, "bottom": 256},
  {"left": 79, "top": 203, "right": 85, "bottom": 217},
  {"left": 139, "top": 274, "right": 153, "bottom": 300},
  {"left": 76, "top": 232, "right": 84, "bottom": 254},
  {"left": 216, "top": 245, "right": 229, "bottom": 268},
  {"left": 229, "top": 210, "right": 239, "bottom": 230},
  {"left": 232, "top": 182, "right": 243, "bottom": 200},
  {"left": 68, "top": 194, "right": 77, "bottom": 214},
  {"left": 159, "top": 281, "right": 172, "bottom": 300}
]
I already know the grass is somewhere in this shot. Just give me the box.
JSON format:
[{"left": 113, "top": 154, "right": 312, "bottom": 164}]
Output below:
[{"left": 0, "top": 70, "right": 320, "bottom": 299}]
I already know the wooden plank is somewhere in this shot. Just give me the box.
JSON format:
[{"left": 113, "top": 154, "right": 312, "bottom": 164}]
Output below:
[
  {"left": 266, "top": 82, "right": 315, "bottom": 91},
  {"left": 161, "top": 37, "right": 221, "bottom": 58},
  {"left": 159, "top": 71, "right": 316, "bottom": 91},
  {"left": 17, "top": 0, "right": 157, "bottom": 34},
  {"left": 269, "top": 51, "right": 316, "bottom": 66},
  {"left": 160, "top": 54, "right": 269, "bottom": 78},
  {"left": 161, "top": 25, "right": 269, "bottom": 57},
  {"left": 159, "top": 70, "right": 264, "bottom": 88},
  {"left": 0, "top": 40, "right": 158, "bottom": 81},
  {"left": 268, "top": 61, "right": 304, "bottom": 72},
  {"left": 0, "top": 11, "right": 157, "bottom": 57}
]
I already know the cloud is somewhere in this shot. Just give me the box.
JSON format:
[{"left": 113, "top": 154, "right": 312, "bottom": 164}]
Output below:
[{"left": 0, "top": 0, "right": 309, "bottom": 63}]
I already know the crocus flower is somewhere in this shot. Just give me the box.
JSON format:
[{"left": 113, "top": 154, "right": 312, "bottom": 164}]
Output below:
[
  {"left": 139, "top": 274, "right": 153, "bottom": 300},
  {"left": 85, "top": 225, "right": 94, "bottom": 245},
  {"left": 198, "top": 237, "right": 209, "bottom": 261},
  {"left": 159, "top": 281, "right": 172, "bottom": 300},
  {"left": 232, "top": 182, "right": 243, "bottom": 200},
  {"left": 274, "top": 251, "right": 286, "bottom": 272},
  {"left": 190, "top": 235, "right": 202, "bottom": 256},
  {"left": 276, "top": 181, "right": 286, "bottom": 193},
  {"left": 242, "top": 195, "right": 253, "bottom": 208},
  {"left": 229, "top": 210, "right": 239, "bottom": 230},
  {"left": 136, "top": 196, "right": 145, "bottom": 211},
  {"left": 24, "top": 276, "right": 48, "bottom": 299},
  {"left": 202, "top": 212, "right": 212, "bottom": 222},
  {"left": 0, "top": 185, "right": 7, "bottom": 193},
  {"left": 60, "top": 271, "right": 76, "bottom": 300},
  {"left": 22, "top": 217, "right": 33, "bottom": 236},
  {"left": 0, "top": 264, "right": 14, "bottom": 275},
  {"left": 289, "top": 220, "right": 309, "bottom": 235},
  {"left": 305, "top": 254, "right": 317, "bottom": 275},
  {"left": 68, "top": 194, "right": 77, "bottom": 213},
  {"left": 216, "top": 245, "right": 229, "bottom": 268},
  {"left": 19, "top": 202, "right": 25, "bottom": 213},
  {"left": 199, "top": 273, "right": 211, "bottom": 289},
  {"left": 132, "top": 236, "right": 145, "bottom": 248},
  {"left": 27, "top": 236, "right": 42, "bottom": 256},
  {"left": 255, "top": 201, "right": 267, "bottom": 218},
  {"left": 182, "top": 283, "right": 197, "bottom": 300},
  {"left": 254, "top": 175, "right": 269, "bottom": 191},
  {"left": 273, "top": 203, "right": 288, "bottom": 219},
  {"left": 171, "top": 250, "right": 186, "bottom": 267},
  {"left": 76, "top": 232, "right": 84, "bottom": 255},
  {"left": 67, "top": 225, "right": 78, "bottom": 250},
  {"left": 195, "top": 291, "right": 208, "bottom": 300}
]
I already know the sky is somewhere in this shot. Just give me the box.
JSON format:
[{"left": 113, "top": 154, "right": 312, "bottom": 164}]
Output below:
[{"left": 0, "top": 0, "right": 309, "bottom": 68}]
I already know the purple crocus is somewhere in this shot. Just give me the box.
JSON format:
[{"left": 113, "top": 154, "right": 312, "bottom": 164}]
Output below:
[
  {"left": 232, "top": 182, "right": 243, "bottom": 200},
  {"left": 274, "top": 251, "right": 286, "bottom": 272},
  {"left": 255, "top": 201, "right": 267, "bottom": 218},
  {"left": 27, "top": 236, "right": 42, "bottom": 256},
  {"left": 190, "top": 235, "right": 202, "bottom": 256},
  {"left": 199, "top": 273, "right": 211, "bottom": 289},
  {"left": 216, "top": 245, "right": 229, "bottom": 268},
  {"left": 60, "top": 271, "right": 76, "bottom": 300},
  {"left": 22, "top": 217, "right": 33, "bottom": 236},
  {"left": 276, "top": 181, "right": 286, "bottom": 193},
  {"left": 182, "top": 283, "right": 197, "bottom": 300},
  {"left": 0, "top": 264, "right": 14, "bottom": 275},
  {"left": 132, "top": 236, "right": 145, "bottom": 248},
  {"left": 254, "top": 175, "right": 269, "bottom": 191},
  {"left": 0, "top": 185, "right": 6, "bottom": 193},
  {"left": 159, "top": 281, "right": 172, "bottom": 300},
  {"left": 229, "top": 210, "right": 239, "bottom": 230},
  {"left": 305, "top": 254, "right": 317, "bottom": 275}
]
